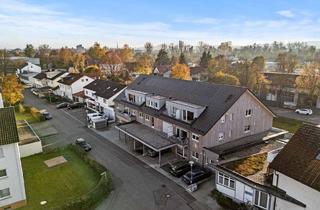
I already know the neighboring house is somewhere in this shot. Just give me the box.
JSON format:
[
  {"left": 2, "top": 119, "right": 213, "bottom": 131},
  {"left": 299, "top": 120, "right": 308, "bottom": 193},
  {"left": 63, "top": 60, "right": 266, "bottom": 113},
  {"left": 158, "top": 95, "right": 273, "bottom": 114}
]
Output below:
[
  {"left": 153, "top": 65, "right": 171, "bottom": 77},
  {"left": 10, "top": 57, "right": 40, "bottom": 66},
  {"left": 0, "top": 107, "right": 26, "bottom": 209},
  {"left": 114, "top": 75, "right": 274, "bottom": 165},
  {"left": 269, "top": 124, "right": 320, "bottom": 210},
  {"left": 32, "top": 72, "right": 47, "bottom": 88},
  {"left": 57, "top": 73, "right": 97, "bottom": 101},
  {"left": 190, "top": 66, "right": 206, "bottom": 81},
  {"left": 17, "top": 62, "right": 41, "bottom": 74},
  {"left": 45, "top": 70, "right": 68, "bottom": 89}
]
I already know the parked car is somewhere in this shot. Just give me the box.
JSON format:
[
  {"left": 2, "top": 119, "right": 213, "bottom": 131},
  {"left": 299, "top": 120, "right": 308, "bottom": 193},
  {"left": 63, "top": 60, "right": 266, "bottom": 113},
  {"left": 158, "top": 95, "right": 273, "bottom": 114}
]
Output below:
[
  {"left": 169, "top": 159, "right": 191, "bottom": 177},
  {"left": 75, "top": 138, "right": 92, "bottom": 152},
  {"left": 40, "top": 110, "right": 53, "bottom": 120},
  {"left": 295, "top": 108, "right": 313, "bottom": 115},
  {"left": 56, "top": 102, "right": 70, "bottom": 109},
  {"left": 31, "top": 88, "right": 39, "bottom": 96},
  {"left": 67, "top": 102, "right": 84, "bottom": 109},
  {"left": 182, "top": 168, "right": 211, "bottom": 185}
]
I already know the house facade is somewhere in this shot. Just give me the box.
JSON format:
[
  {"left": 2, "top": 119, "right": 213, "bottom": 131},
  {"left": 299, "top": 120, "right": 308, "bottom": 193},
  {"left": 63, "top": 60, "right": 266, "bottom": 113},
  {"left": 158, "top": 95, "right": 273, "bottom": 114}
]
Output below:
[
  {"left": 17, "top": 62, "right": 41, "bottom": 74},
  {"left": 84, "top": 79, "right": 126, "bottom": 119},
  {"left": 0, "top": 107, "right": 26, "bottom": 209},
  {"left": 114, "top": 75, "right": 274, "bottom": 165},
  {"left": 57, "top": 74, "right": 95, "bottom": 101}
]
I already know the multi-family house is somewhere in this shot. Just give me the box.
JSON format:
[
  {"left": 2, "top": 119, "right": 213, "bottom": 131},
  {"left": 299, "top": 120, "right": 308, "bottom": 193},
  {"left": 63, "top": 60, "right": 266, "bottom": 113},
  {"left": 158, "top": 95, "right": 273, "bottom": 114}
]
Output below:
[
  {"left": 57, "top": 73, "right": 97, "bottom": 101},
  {"left": 32, "top": 72, "right": 47, "bottom": 88},
  {"left": 153, "top": 65, "right": 171, "bottom": 77},
  {"left": 114, "top": 75, "right": 274, "bottom": 165},
  {"left": 269, "top": 124, "right": 320, "bottom": 210},
  {"left": 0, "top": 107, "right": 26, "bottom": 209},
  {"left": 84, "top": 79, "right": 126, "bottom": 118},
  {"left": 45, "top": 70, "right": 69, "bottom": 89},
  {"left": 17, "top": 62, "right": 42, "bottom": 85}
]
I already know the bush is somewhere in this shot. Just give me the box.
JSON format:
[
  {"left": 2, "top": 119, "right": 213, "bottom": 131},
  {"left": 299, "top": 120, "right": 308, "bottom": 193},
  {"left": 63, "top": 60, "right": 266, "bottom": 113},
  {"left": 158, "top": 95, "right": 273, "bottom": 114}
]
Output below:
[
  {"left": 30, "top": 107, "right": 45, "bottom": 122},
  {"left": 211, "top": 189, "right": 248, "bottom": 210},
  {"left": 18, "top": 103, "right": 25, "bottom": 113},
  {"left": 53, "top": 145, "right": 113, "bottom": 210}
]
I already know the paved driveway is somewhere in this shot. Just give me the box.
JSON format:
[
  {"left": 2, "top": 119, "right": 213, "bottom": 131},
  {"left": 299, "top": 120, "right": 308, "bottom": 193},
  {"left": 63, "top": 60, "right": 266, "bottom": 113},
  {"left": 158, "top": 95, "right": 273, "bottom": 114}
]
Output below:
[
  {"left": 270, "top": 107, "right": 320, "bottom": 124},
  {"left": 23, "top": 90, "right": 215, "bottom": 210}
]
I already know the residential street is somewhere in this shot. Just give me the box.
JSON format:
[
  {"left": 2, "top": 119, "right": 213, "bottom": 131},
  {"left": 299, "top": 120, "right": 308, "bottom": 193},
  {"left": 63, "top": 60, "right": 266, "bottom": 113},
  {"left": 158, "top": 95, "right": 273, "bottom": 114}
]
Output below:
[
  {"left": 22, "top": 90, "right": 212, "bottom": 210},
  {"left": 270, "top": 107, "right": 320, "bottom": 125}
]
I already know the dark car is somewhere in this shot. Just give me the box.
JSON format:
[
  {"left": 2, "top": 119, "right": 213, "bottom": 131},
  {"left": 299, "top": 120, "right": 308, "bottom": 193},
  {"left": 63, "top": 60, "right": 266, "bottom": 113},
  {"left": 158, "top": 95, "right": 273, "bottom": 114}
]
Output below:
[
  {"left": 75, "top": 138, "right": 92, "bottom": 152},
  {"left": 182, "top": 168, "right": 211, "bottom": 185},
  {"left": 56, "top": 102, "right": 70, "bottom": 109},
  {"left": 67, "top": 102, "right": 84, "bottom": 110},
  {"left": 169, "top": 160, "right": 191, "bottom": 177}
]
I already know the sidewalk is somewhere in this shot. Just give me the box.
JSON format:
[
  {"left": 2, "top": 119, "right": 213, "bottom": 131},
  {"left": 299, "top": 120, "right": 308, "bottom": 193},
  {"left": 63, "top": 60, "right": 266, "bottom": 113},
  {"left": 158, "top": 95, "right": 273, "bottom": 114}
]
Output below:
[{"left": 91, "top": 125, "right": 219, "bottom": 210}]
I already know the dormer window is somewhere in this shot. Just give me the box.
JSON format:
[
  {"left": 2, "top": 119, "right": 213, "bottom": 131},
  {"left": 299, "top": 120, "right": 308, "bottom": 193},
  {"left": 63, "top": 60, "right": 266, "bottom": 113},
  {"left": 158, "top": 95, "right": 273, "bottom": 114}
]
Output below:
[{"left": 182, "top": 110, "right": 194, "bottom": 121}]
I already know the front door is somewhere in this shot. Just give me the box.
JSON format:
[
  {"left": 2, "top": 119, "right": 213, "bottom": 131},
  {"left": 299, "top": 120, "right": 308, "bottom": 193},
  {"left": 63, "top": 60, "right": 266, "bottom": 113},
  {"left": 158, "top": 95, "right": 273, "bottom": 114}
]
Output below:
[{"left": 151, "top": 117, "right": 155, "bottom": 128}]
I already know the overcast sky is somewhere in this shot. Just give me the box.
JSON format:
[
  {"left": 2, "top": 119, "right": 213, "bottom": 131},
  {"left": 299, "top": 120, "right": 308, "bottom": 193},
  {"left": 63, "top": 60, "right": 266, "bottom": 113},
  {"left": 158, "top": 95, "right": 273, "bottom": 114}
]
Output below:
[{"left": 1, "top": 0, "right": 320, "bottom": 48}]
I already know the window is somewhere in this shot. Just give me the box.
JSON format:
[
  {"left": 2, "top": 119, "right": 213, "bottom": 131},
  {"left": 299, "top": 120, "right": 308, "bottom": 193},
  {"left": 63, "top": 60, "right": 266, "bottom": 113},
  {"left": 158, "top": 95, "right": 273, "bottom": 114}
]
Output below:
[
  {"left": 132, "top": 110, "right": 137, "bottom": 116},
  {"left": 154, "top": 102, "right": 158, "bottom": 108},
  {"left": 230, "top": 113, "right": 233, "bottom": 121},
  {"left": 103, "top": 99, "right": 107, "bottom": 103},
  {"left": 217, "top": 172, "right": 235, "bottom": 189},
  {"left": 86, "top": 78, "right": 88, "bottom": 81},
  {"left": 0, "top": 148, "right": 4, "bottom": 158},
  {"left": 192, "top": 134, "right": 199, "bottom": 142},
  {"left": 145, "top": 115, "right": 150, "bottom": 121},
  {"left": 0, "top": 169, "right": 7, "bottom": 178},
  {"left": 128, "top": 94, "right": 135, "bottom": 103},
  {"left": 221, "top": 115, "right": 225, "bottom": 123},
  {"left": 0, "top": 188, "right": 10, "bottom": 198},
  {"left": 139, "top": 112, "right": 144, "bottom": 118},
  {"left": 245, "top": 109, "right": 252, "bottom": 117},
  {"left": 191, "top": 151, "right": 199, "bottom": 159},
  {"left": 218, "top": 132, "right": 224, "bottom": 141},
  {"left": 81, "top": 79, "right": 84, "bottom": 82},
  {"left": 182, "top": 110, "right": 194, "bottom": 121},
  {"left": 254, "top": 190, "right": 268, "bottom": 209},
  {"left": 244, "top": 125, "right": 251, "bottom": 133},
  {"left": 85, "top": 90, "right": 88, "bottom": 95}
]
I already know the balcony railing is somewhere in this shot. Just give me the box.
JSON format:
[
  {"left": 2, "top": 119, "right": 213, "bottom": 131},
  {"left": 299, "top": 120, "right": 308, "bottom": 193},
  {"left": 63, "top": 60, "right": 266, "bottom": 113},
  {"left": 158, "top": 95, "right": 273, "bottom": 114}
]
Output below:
[{"left": 115, "top": 110, "right": 136, "bottom": 122}]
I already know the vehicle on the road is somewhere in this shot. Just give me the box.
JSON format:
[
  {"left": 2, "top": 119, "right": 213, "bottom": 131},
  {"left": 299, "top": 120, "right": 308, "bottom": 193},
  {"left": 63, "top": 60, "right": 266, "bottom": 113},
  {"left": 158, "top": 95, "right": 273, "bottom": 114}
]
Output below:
[
  {"left": 169, "top": 160, "right": 191, "bottom": 177},
  {"left": 295, "top": 108, "right": 313, "bottom": 115},
  {"left": 40, "top": 110, "right": 53, "bottom": 120},
  {"left": 182, "top": 168, "right": 211, "bottom": 185},
  {"left": 56, "top": 102, "right": 70, "bottom": 109},
  {"left": 24, "top": 84, "right": 33, "bottom": 89},
  {"left": 75, "top": 138, "right": 92, "bottom": 152},
  {"left": 67, "top": 102, "right": 84, "bottom": 109},
  {"left": 31, "top": 88, "right": 39, "bottom": 96}
]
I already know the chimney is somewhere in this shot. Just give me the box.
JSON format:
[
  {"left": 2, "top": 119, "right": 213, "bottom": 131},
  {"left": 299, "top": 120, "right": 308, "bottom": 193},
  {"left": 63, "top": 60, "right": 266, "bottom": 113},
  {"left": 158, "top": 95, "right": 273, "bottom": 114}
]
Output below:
[{"left": 0, "top": 93, "right": 3, "bottom": 108}]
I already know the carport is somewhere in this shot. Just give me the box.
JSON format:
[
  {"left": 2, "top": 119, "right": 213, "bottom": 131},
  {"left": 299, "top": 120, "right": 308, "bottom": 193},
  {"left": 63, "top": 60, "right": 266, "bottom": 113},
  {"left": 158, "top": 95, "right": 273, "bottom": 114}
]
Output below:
[{"left": 116, "top": 122, "right": 177, "bottom": 166}]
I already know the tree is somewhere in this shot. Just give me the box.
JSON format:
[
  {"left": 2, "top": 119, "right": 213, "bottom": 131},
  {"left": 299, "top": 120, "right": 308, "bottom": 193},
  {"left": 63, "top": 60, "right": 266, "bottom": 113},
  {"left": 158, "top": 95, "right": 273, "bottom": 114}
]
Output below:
[
  {"left": 72, "top": 53, "right": 86, "bottom": 72},
  {"left": 1, "top": 75, "right": 24, "bottom": 105},
  {"left": 218, "top": 42, "right": 232, "bottom": 56},
  {"left": 179, "top": 53, "right": 187, "bottom": 64},
  {"left": 276, "top": 52, "right": 298, "bottom": 73},
  {"left": 87, "top": 42, "right": 107, "bottom": 63},
  {"left": 0, "top": 49, "right": 9, "bottom": 76},
  {"left": 134, "top": 54, "right": 153, "bottom": 74},
  {"left": 144, "top": 42, "right": 153, "bottom": 54},
  {"left": 84, "top": 65, "right": 101, "bottom": 74},
  {"left": 154, "top": 49, "right": 170, "bottom": 66},
  {"left": 38, "top": 44, "right": 50, "bottom": 68},
  {"left": 295, "top": 63, "right": 320, "bottom": 105},
  {"left": 24, "top": 44, "right": 36, "bottom": 57},
  {"left": 208, "top": 71, "right": 240, "bottom": 85},
  {"left": 171, "top": 63, "right": 191, "bottom": 80},
  {"left": 207, "top": 55, "right": 229, "bottom": 73},
  {"left": 58, "top": 47, "right": 73, "bottom": 68},
  {"left": 170, "top": 55, "right": 178, "bottom": 65},
  {"left": 251, "top": 56, "right": 265, "bottom": 72},
  {"left": 119, "top": 44, "right": 134, "bottom": 62},
  {"left": 199, "top": 51, "right": 211, "bottom": 68}
]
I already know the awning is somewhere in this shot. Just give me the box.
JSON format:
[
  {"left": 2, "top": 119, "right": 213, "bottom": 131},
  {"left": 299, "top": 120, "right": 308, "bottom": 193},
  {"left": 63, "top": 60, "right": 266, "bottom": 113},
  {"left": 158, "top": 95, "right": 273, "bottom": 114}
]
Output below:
[{"left": 116, "top": 122, "right": 176, "bottom": 152}]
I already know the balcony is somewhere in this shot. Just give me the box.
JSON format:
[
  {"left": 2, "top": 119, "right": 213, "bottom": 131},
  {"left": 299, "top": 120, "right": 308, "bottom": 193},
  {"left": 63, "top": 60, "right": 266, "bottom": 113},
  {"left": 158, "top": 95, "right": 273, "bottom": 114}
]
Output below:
[{"left": 115, "top": 110, "right": 136, "bottom": 123}]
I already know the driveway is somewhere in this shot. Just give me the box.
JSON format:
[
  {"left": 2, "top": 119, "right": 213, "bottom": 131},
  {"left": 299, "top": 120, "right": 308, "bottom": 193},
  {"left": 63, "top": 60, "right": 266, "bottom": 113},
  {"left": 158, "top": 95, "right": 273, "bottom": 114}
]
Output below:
[
  {"left": 270, "top": 106, "right": 320, "bottom": 124},
  {"left": 23, "top": 90, "right": 217, "bottom": 210}
]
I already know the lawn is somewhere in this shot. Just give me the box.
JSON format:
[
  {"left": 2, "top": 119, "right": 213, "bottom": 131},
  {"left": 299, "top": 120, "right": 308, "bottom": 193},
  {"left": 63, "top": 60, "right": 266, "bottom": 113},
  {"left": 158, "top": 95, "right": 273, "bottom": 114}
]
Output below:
[
  {"left": 15, "top": 112, "right": 39, "bottom": 124},
  {"left": 273, "top": 116, "right": 303, "bottom": 133},
  {"left": 20, "top": 148, "right": 100, "bottom": 210}
]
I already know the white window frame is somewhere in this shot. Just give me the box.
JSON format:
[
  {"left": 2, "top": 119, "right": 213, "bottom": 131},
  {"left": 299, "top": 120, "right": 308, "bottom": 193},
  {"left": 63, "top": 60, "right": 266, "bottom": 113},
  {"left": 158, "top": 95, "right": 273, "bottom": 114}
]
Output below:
[
  {"left": 218, "top": 132, "right": 224, "bottom": 141},
  {"left": 139, "top": 112, "right": 144, "bottom": 118},
  {"left": 244, "top": 125, "right": 251, "bottom": 133},
  {"left": 254, "top": 190, "right": 269, "bottom": 210},
  {"left": 221, "top": 115, "right": 225, "bottom": 123},
  {"left": 217, "top": 172, "right": 235, "bottom": 189},
  {"left": 0, "top": 188, "right": 10, "bottom": 199},
  {"left": 245, "top": 109, "right": 252, "bottom": 117},
  {"left": 0, "top": 169, "right": 7, "bottom": 179},
  {"left": 191, "top": 151, "right": 199, "bottom": 160},
  {"left": 145, "top": 114, "right": 150, "bottom": 121},
  {"left": 191, "top": 133, "right": 199, "bottom": 142}
]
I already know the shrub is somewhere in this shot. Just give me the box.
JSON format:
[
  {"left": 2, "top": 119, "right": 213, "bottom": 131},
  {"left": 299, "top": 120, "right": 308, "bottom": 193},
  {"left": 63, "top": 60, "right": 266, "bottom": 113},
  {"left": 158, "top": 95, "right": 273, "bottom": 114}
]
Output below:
[
  {"left": 211, "top": 189, "right": 248, "bottom": 210},
  {"left": 30, "top": 107, "right": 45, "bottom": 122},
  {"left": 18, "top": 103, "right": 25, "bottom": 113}
]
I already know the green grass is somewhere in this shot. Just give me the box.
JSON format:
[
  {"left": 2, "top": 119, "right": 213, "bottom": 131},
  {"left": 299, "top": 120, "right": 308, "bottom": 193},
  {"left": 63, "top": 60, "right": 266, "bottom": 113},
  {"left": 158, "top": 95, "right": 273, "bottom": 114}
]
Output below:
[
  {"left": 273, "top": 117, "right": 303, "bottom": 133},
  {"left": 20, "top": 148, "right": 100, "bottom": 210},
  {"left": 15, "top": 112, "right": 39, "bottom": 124}
]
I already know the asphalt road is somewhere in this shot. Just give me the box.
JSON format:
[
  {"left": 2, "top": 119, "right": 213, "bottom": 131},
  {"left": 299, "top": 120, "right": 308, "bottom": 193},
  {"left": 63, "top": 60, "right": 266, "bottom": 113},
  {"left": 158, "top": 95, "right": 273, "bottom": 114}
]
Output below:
[{"left": 23, "top": 90, "right": 201, "bottom": 210}]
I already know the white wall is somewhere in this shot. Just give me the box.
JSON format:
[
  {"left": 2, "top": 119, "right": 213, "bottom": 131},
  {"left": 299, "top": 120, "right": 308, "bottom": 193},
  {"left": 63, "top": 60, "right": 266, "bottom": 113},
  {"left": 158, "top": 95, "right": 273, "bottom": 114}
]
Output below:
[
  {"left": 274, "top": 171, "right": 319, "bottom": 210},
  {"left": 19, "top": 141, "right": 42, "bottom": 158},
  {"left": 70, "top": 76, "right": 94, "bottom": 96},
  {"left": 20, "top": 62, "right": 41, "bottom": 73},
  {"left": 0, "top": 144, "right": 26, "bottom": 207}
]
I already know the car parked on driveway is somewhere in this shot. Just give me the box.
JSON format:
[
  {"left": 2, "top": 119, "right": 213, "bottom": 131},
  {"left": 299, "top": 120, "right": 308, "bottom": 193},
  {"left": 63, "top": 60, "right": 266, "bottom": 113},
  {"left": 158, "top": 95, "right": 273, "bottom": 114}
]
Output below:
[
  {"left": 31, "top": 88, "right": 39, "bottom": 96},
  {"left": 75, "top": 138, "right": 92, "bottom": 152},
  {"left": 67, "top": 102, "right": 84, "bottom": 110},
  {"left": 169, "top": 159, "right": 191, "bottom": 177},
  {"left": 39, "top": 110, "right": 53, "bottom": 120},
  {"left": 56, "top": 102, "right": 70, "bottom": 109},
  {"left": 295, "top": 108, "right": 313, "bottom": 115},
  {"left": 182, "top": 168, "right": 211, "bottom": 185}
]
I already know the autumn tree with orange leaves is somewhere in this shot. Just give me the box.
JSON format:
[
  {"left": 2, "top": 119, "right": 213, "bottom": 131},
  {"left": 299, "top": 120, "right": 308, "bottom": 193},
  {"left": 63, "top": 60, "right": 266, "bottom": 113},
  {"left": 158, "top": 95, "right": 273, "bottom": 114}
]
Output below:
[
  {"left": 2, "top": 75, "right": 24, "bottom": 105},
  {"left": 171, "top": 63, "right": 191, "bottom": 80}
]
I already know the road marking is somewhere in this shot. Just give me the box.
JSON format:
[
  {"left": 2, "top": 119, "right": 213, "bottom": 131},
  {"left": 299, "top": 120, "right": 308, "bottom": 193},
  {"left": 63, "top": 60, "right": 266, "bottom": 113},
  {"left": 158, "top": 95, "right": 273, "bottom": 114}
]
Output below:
[{"left": 61, "top": 109, "right": 86, "bottom": 126}]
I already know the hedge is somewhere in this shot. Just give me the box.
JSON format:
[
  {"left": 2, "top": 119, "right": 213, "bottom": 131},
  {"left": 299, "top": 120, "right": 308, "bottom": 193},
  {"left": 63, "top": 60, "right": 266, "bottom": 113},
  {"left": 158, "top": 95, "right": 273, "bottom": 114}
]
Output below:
[
  {"left": 211, "top": 189, "right": 248, "bottom": 210},
  {"left": 53, "top": 144, "right": 113, "bottom": 210}
]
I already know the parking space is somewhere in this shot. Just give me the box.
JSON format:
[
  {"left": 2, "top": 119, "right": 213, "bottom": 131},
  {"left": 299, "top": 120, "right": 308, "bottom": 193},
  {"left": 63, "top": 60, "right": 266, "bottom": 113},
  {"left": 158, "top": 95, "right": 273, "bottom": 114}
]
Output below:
[{"left": 270, "top": 106, "right": 320, "bottom": 124}]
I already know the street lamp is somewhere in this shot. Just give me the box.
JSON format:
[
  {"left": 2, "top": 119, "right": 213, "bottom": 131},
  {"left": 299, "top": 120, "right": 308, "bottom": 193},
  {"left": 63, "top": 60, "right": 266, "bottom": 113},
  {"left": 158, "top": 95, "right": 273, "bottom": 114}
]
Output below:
[{"left": 189, "top": 160, "right": 194, "bottom": 185}]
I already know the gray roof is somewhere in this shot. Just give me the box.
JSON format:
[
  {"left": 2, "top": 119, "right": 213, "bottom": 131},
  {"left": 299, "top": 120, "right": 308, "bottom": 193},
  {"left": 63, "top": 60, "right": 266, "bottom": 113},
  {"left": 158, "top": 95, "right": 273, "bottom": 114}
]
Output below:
[
  {"left": 0, "top": 107, "right": 20, "bottom": 145},
  {"left": 33, "top": 72, "right": 47, "bottom": 80},
  {"left": 84, "top": 79, "right": 126, "bottom": 100},
  {"left": 115, "top": 75, "right": 248, "bottom": 135}
]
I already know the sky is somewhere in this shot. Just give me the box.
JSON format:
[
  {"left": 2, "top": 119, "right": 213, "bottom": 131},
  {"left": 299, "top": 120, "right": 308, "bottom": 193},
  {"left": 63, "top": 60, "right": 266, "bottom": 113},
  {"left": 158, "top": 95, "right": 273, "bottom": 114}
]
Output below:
[{"left": 1, "top": 0, "right": 320, "bottom": 48}]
